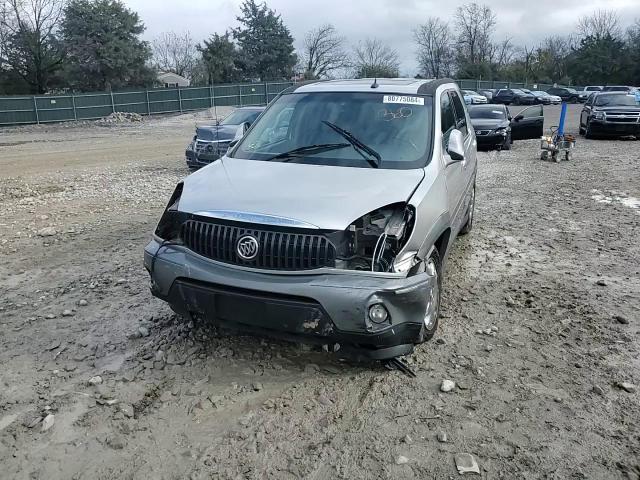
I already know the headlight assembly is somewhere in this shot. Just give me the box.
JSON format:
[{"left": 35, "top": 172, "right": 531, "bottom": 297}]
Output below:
[
  {"left": 155, "top": 182, "right": 186, "bottom": 242},
  {"left": 592, "top": 111, "right": 605, "bottom": 120},
  {"left": 332, "top": 203, "right": 415, "bottom": 273}
]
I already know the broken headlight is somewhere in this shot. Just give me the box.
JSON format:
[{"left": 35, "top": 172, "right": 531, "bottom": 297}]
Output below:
[
  {"left": 332, "top": 203, "right": 415, "bottom": 273},
  {"left": 154, "top": 182, "right": 186, "bottom": 242}
]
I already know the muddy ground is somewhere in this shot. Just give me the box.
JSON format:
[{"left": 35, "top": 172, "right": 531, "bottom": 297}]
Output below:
[{"left": 0, "top": 105, "right": 639, "bottom": 480}]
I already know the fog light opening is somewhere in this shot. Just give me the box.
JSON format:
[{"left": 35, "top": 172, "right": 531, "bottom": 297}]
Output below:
[{"left": 369, "top": 304, "right": 390, "bottom": 324}]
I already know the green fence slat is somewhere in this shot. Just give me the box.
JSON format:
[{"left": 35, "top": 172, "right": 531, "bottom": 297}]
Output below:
[{"left": 0, "top": 81, "right": 290, "bottom": 125}]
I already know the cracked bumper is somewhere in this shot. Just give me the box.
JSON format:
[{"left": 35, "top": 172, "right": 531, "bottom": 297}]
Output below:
[{"left": 144, "top": 240, "right": 435, "bottom": 358}]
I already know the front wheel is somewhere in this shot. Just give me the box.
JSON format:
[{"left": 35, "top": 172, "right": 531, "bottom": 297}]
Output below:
[
  {"left": 415, "top": 248, "right": 442, "bottom": 343},
  {"left": 502, "top": 133, "right": 512, "bottom": 150},
  {"left": 585, "top": 122, "right": 594, "bottom": 139}
]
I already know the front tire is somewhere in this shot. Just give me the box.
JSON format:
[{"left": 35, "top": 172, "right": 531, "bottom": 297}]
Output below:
[
  {"left": 416, "top": 248, "right": 442, "bottom": 343},
  {"left": 501, "top": 133, "right": 512, "bottom": 150},
  {"left": 585, "top": 122, "right": 594, "bottom": 139}
]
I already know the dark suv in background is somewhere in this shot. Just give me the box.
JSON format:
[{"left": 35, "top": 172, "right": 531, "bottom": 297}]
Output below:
[
  {"left": 185, "top": 106, "right": 265, "bottom": 170},
  {"left": 546, "top": 87, "right": 581, "bottom": 103},
  {"left": 492, "top": 89, "right": 535, "bottom": 105},
  {"left": 579, "top": 92, "right": 640, "bottom": 138}
]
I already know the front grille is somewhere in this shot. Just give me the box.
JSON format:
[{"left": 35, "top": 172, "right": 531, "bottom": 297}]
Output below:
[
  {"left": 604, "top": 112, "right": 640, "bottom": 124},
  {"left": 181, "top": 219, "right": 336, "bottom": 271},
  {"left": 195, "top": 139, "right": 231, "bottom": 157}
]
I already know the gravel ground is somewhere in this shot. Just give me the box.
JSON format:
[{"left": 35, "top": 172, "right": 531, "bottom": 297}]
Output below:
[{"left": 0, "top": 105, "right": 638, "bottom": 480}]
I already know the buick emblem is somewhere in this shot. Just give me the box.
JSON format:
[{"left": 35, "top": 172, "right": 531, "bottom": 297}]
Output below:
[{"left": 236, "top": 235, "right": 259, "bottom": 260}]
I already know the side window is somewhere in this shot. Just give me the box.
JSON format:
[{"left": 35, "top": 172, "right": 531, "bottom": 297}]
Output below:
[
  {"left": 440, "top": 92, "right": 456, "bottom": 142},
  {"left": 450, "top": 91, "right": 468, "bottom": 136},
  {"left": 517, "top": 105, "right": 543, "bottom": 119}
]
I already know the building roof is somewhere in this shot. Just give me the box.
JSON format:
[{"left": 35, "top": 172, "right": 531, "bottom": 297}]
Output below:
[
  {"left": 289, "top": 78, "right": 455, "bottom": 95},
  {"left": 157, "top": 72, "right": 189, "bottom": 83}
]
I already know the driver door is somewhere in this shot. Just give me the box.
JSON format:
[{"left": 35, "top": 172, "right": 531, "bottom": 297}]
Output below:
[{"left": 510, "top": 105, "right": 544, "bottom": 140}]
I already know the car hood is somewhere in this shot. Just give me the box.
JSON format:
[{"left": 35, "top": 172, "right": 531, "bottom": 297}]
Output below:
[
  {"left": 178, "top": 158, "right": 425, "bottom": 231},
  {"left": 195, "top": 125, "right": 239, "bottom": 141},
  {"left": 471, "top": 118, "right": 509, "bottom": 130}
]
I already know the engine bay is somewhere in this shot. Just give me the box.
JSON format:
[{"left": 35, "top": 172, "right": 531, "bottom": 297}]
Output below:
[{"left": 329, "top": 203, "right": 415, "bottom": 272}]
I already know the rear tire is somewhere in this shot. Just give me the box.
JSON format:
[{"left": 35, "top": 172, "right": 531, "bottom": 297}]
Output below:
[
  {"left": 459, "top": 183, "right": 476, "bottom": 235},
  {"left": 416, "top": 248, "right": 442, "bottom": 344}
]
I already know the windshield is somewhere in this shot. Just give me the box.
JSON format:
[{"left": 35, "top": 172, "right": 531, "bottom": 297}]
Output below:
[
  {"left": 532, "top": 91, "right": 546, "bottom": 96},
  {"left": 469, "top": 107, "right": 506, "bottom": 119},
  {"left": 464, "top": 90, "right": 479, "bottom": 96},
  {"left": 231, "top": 92, "right": 434, "bottom": 169},
  {"left": 221, "top": 109, "right": 262, "bottom": 125},
  {"left": 566, "top": 88, "right": 578, "bottom": 93},
  {"left": 512, "top": 89, "right": 526, "bottom": 94},
  {"left": 595, "top": 94, "right": 640, "bottom": 107},
  {"left": 585, "top": 87, "right": 601, "bottom": 91}
]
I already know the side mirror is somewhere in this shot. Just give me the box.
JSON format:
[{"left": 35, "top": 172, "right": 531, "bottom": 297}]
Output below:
[
  {"left": 233, "top": 122, "right": 249, "bottom": 141},
  {"left": 446, "top": 129, "right": 465, "bottom": 162},
  {"left": 514, "top": 114, "right": 524, "bottom": 122},
  {"left": 507, "top": 116, "right": 513, "bottom": 121}
]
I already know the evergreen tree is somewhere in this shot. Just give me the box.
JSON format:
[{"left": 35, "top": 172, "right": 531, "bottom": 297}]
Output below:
[
  {"left": 232, "top": 0, "right": 296, "bottom": 81},
  {"left": 61, "top": 0, "right": 155, "bottom": 91}
]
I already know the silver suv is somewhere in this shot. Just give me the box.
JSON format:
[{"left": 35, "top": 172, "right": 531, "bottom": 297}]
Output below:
[{"left": 144, "top": 78, "right": 477, "bottom": 360}]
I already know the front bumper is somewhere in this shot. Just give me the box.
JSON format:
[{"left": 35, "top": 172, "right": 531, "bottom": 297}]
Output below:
[
  {"left": 476, "top": 133, "right": 507, "bottom": 148},
  {"left": 185, "top": 149, "right": 220, "bottom": 169},
  {"left": 589, "top": 121, "right": 640, "bottom": 137},
  {"left": 144, "top": 240, "right": 435, "bottom": 359}
]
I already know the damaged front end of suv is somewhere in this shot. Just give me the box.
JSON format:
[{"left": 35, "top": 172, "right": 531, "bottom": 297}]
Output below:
[{"left": 145, "top": 78, "right": 477, "bottom": 361}]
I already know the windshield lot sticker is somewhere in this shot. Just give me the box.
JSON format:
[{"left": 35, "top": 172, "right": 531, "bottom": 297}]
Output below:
[{"left": 383, "top": 95, "right": 424, "bottom": 106}]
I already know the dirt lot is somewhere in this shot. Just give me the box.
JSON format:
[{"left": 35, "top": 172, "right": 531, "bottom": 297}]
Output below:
[{"left": 1, "top": 104, "right": 639, "bottom": 480}]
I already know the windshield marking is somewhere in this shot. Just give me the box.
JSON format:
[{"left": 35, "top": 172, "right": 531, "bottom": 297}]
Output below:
[{"left": 383, "top": 95, "right": 425, "bottom": 106}]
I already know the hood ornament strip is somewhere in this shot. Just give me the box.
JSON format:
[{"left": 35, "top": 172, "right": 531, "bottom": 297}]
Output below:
[{"left": 192, "top": 210, "right": 321, "bottom": 229}]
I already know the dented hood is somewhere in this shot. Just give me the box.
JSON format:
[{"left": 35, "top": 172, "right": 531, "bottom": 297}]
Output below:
[{"left": 178, "top": 158, "right": 425, "bottom": 231}]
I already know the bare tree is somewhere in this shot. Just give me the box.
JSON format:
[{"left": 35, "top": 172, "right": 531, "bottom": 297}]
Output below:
[
  {"left": 540, "top": 35, "right": 572, "bottom": 83},
  {"left": 0, "top": 0, "right": 65, "bottom": 93},
  {"left": 152, "top": 31, "right": 198, "bottom": 79},
  {"left": 454, "top": 2, "right": 496, "bottom": 66},
  {"left": 519, "top": 44, "right": 536, "bottom": 84},
  {"left": 491, "top": 38, "right": 514, "bottom": 68},
  {"left": 353, "top": 37, "right": 399, "bottom": 78},
  {"left": 413, "top": 17, "right": 453, "bottom": 78},
  {"left": 577, "top": 9, "right": 621, "bottom": 39},
  {"left": 302, "top": 24, "right": 349, "bottom": 79}
]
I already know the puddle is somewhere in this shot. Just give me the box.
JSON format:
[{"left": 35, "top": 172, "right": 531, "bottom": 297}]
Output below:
[{"left": 591, "top": 189, "right": 640, "bottom": 210}]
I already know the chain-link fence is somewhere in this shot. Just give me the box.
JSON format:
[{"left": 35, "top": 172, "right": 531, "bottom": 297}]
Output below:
[{"left": 0, "top": 82, "right": 294, "bottom": 126}]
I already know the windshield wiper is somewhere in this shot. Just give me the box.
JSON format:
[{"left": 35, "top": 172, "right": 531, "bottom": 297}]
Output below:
[
  {"left": 322, "top": 121, "right": 381, "bottom": 168},
  {"left": 264, "top": 143, "right": 350, "bottom": 162}
]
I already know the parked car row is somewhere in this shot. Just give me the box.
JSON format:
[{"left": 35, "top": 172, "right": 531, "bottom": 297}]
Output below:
[{"left": 463, "top": 85, "right": 638, "bottom": 106}]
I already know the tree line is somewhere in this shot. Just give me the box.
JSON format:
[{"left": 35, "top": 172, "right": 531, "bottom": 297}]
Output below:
[
  {"left": 1, "top": 0, "right": 638, "bottom": 96},
  {"left": 414, "top": 6, "right": 640, "bottom": 86}
]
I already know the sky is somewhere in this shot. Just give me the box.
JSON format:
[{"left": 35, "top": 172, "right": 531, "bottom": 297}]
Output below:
[{"left": 126, "top": 0, "right": 640, "bottom": 74}]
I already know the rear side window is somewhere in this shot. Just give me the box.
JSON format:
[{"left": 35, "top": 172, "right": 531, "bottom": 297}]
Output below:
[
  {"left": 440, "top": 92, "right": 456, "bottom": 138},
  {"left": 450, "top": 91, "right": 468, "bottom": 136}
]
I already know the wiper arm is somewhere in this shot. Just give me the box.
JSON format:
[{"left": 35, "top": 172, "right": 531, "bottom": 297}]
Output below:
[
  {"left": 322, "top": 121, "right": 381, "bottom": 168},
  {"left": 264, "top": 143, "right": 350, "bottom": 162}
]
